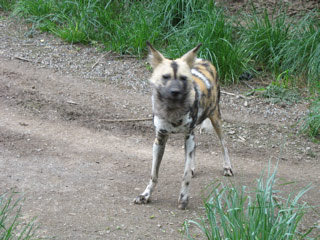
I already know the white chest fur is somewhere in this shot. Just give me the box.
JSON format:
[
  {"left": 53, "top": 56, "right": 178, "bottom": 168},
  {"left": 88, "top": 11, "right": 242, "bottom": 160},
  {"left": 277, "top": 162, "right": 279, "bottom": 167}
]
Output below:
[{"left": 153, "top": 113, "right": 193, "bottom": 134}]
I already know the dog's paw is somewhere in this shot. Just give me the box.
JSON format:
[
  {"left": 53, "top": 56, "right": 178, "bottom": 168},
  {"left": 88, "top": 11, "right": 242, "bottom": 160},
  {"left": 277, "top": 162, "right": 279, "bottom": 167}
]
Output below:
[
  {"left": 133, "top": 195, "right": 149, "bottom": 204},
  {"left": 178, "top": 194, "right": 189, "bottom": 210},
  {"left": 178, "top": 199, "right": 189, "bottom": 210},
  {"left": 224, "top": 167, "right": 234, "bottom": 176}
]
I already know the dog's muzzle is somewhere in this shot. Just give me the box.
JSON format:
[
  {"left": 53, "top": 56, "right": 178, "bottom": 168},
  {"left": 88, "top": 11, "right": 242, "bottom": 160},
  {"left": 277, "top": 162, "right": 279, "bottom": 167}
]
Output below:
[{"left": 170, "top": 88, "right": 181, "bottom": 99}]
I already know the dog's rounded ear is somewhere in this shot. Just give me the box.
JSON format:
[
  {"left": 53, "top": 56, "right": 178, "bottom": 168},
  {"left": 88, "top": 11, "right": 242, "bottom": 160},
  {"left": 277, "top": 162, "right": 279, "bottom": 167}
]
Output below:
[
  {"left": 181, "top": 43, "right": 202, "bottom": 68},
  {"left": 146, "top": 41, "right": 165, "bottom": 69}
]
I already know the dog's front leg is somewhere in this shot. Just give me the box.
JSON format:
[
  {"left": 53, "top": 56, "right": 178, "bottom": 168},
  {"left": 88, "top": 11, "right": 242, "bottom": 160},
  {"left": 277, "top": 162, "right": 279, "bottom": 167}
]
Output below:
[
  {"left": 134, "top": 131, "right": 168, "bottom": 204},
  {"left": 178, "top": 131, "right": 195, "bottom": 209}
]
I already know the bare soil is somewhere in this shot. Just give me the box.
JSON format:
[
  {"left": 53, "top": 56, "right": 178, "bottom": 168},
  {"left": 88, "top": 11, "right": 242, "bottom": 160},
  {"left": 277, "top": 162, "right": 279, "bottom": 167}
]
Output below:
[{"left": 0, "top": 9, "right": 319, "bottom": 240}]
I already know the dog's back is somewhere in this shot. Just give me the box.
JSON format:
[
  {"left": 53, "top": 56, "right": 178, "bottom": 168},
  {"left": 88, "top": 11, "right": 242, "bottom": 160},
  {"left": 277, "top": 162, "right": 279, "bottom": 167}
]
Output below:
[{"left": 191, "top": 59, "right": 220, "bottom": 125}]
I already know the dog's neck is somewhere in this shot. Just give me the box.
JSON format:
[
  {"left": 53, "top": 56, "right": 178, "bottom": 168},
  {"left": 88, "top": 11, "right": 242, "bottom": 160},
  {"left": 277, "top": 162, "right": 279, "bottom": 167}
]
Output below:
[{"left": 152, "top": 88, "right": 195, "bottom": 122}]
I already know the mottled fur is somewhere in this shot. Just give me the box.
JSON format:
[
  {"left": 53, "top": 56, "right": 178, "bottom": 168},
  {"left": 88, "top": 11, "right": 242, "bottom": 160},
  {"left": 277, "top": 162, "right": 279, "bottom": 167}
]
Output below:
[{"left": 134, "top": 42, "right": 233, "bottom": 209}]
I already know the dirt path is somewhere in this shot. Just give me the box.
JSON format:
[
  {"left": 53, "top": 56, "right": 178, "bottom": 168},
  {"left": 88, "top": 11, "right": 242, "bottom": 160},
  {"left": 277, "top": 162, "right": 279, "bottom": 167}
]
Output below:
[{"left": 0, "top": 15, "right": 319, "bottom": 239}]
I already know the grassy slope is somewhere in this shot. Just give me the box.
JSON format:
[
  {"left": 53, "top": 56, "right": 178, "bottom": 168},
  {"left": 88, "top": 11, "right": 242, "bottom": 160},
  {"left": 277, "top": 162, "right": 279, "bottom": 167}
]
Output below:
[{"left": 1, "top": 0, "right": 317, "bottom": 87}]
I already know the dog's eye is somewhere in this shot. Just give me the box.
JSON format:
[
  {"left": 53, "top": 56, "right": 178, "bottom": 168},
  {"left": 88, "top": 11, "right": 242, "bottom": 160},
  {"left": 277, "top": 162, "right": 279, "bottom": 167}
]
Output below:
[
  {"left": 180, "top": 76, "right": 187, "bottom": 81},
  {"left": 163, "top": 74, "right": 171, "bottom": 80}
]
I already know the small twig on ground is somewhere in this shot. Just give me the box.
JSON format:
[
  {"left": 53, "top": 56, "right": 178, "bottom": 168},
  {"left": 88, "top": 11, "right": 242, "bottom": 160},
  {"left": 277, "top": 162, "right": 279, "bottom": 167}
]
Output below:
[
  {"left": 221, "top": 90, "right": 247, "bottom": 99},
  {"left": 242, "top": 81, "right": 255, "bottom": 90},
  {"left": 90, "top": 52, "right": 111, "bottom": 71},
  {"left": 113, "top": 55, "right": 137, "bottom": 59},
  {"left": 91, "top": 54, "right": 105, "bottom": 70},
  {"left": 14, "top": 56, "right": 31, "bottom": 62},
  {"left": 91, "top": 58, "right": 102, "bottom": 70},
  {"left": 99, "top": 117, "right": 153, "bottom": 123},
  {"left": 66, "top": 100, "right": 78, "bottom": 105},
  {"left": 21, "top": 43, "right": 68, "bottom": 47}
]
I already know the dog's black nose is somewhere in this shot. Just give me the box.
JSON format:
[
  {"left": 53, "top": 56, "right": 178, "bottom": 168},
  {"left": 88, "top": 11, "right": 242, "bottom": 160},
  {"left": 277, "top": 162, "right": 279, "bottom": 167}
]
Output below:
[{"left": 170, "top": 89, "right": 181, "bottom": 97}]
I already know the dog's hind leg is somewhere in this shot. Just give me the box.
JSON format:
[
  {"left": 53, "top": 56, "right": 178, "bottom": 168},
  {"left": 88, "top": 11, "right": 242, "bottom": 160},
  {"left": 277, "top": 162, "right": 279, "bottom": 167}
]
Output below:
[
  {"left": 134, "top": 131, "right": 168, "bottom": 204},
  {"left": 209, "top": 111, "right": 233, "bottom": 176},
  {"left": 178, "top": 131, "right": 195, "bottom": 209}
]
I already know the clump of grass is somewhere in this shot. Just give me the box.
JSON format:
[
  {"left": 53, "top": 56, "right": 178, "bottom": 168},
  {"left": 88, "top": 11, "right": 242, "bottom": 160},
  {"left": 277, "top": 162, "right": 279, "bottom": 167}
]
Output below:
[
  {"left": 156, "top": 0, "right": 204, "bottom": 31},
  {"left": 4, "top": 0, "right": 320, "bottom": 92},
  {"left": 240, "top": 5, "right": 291, "bottom": 72},
  {"left": 0, "top": 0, "right": 16, "bottom": 11},
  {"left": 105, "top": 1, "right": 162, "bottom": 56},
  {"left": 11, "top": 0, "right": 249, "bottom": 84},
  {"left": 13, "top": 0, "right": 162, "bottom": 56},
  {"left": 240, "top": 3, "right": 320, "bottom": 93},
  {"left": 300, "top": 99, "right": 320, "bottom": 139},
  {"left": 184, "top": 163, "right": 317, "bottom": 239},
  {"left": 262, "top": 83, "right": 300, "bottom": 105},
  {"left": 0, "top": 193, "right": 37, "bottom": 240},
  {"left": 275, "top": 12, "right": 320, "bottom": 92}
]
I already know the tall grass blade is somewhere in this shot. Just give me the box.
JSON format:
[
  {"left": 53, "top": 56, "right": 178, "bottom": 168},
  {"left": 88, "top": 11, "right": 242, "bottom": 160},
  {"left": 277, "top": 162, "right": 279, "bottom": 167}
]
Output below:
[{"left": 0, "top": 193, "right": 37, "bottom": 240}]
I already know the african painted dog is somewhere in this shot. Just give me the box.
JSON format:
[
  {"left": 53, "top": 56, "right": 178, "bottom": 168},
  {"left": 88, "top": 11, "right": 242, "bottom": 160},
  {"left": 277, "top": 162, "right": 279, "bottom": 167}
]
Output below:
[{"left": 134, "top": 42, "right": 233, "bottom": 209}]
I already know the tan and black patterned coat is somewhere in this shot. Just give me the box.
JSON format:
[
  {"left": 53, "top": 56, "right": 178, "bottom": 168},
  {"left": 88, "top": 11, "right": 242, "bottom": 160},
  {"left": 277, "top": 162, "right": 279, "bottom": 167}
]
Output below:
[{"left": 134, "top": 42, "right": 233, "bottom": 209}]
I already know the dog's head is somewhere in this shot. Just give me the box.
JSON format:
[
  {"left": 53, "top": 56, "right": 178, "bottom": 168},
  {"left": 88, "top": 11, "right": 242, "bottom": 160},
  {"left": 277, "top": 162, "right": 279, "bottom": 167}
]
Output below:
[{"left": 147, "top": 42, "right": 201, "bottom": 103}]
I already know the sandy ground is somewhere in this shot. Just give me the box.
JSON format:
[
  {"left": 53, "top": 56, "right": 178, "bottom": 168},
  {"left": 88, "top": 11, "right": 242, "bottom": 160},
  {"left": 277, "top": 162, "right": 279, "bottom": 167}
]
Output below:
[{"left": 0, "top": 12, "right": 319, "bottom": 239}]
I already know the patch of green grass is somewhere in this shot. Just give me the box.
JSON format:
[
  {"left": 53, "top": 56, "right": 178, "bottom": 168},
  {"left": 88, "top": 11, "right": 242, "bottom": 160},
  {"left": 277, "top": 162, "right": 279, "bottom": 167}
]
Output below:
[
  {"left": 13, "top": 0, "right": 162, "bottom": 55},
  {"left": 262, "top": 82, "right": 301, "bottom": 105},
  {"left": 251, "top": 71, "right": 302, "bottom": 105},
  {"left": 300, "top": 99, "right": 320, "bottom": 139},
  {"left": 0, "top": 193, "right": 37, "bottom": 240},
  {"left": 241, "top": 3, "right": 320, "bottom": 92},
  {"left": 0, "top": 0, "right": 16, "bottom": 11},
  {"left": 241, "top": 6, "right": 291, "bottom": 72},
  {"left": 155, "top": 0, "right": 204, "bottom": 31},
  {"left": 275, "top": 12, "right": 320, "bottom": 92},
  {"left": 10, "top": 0, "right": 249, "bottom": 84},
  {"left": 14, "top": 0, "right": 115, "bottom": 43},
  {"left": 105, "top": 1, "right": 163, "bottom": 56},
  {"left": 184, "top": 163, "right": 318, "bottom": 240},
  {"left": 4, "top": 0, "right": 320, "bottom": 92}
]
